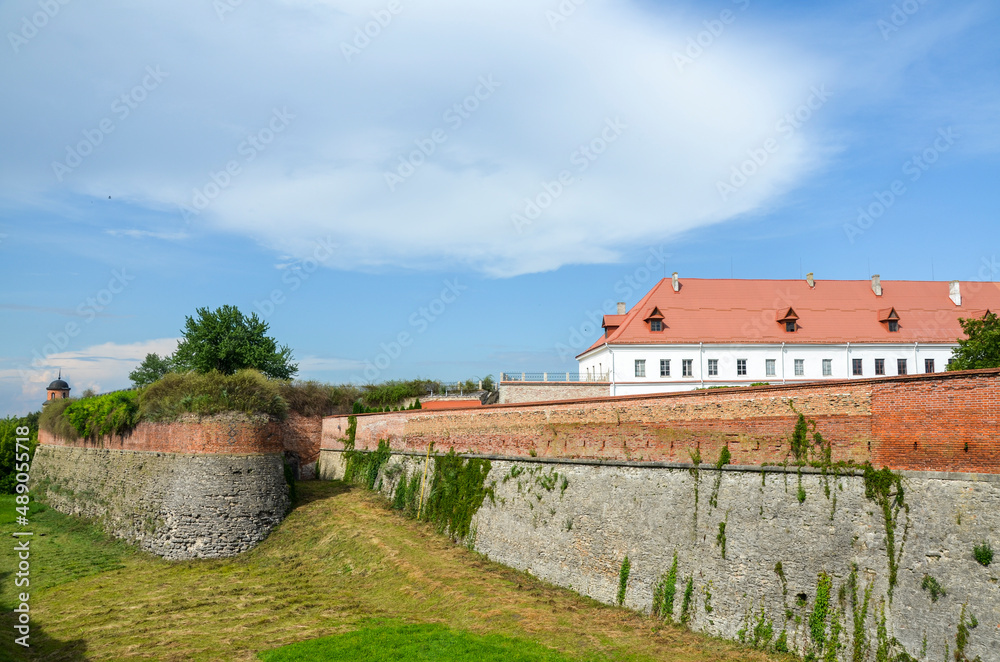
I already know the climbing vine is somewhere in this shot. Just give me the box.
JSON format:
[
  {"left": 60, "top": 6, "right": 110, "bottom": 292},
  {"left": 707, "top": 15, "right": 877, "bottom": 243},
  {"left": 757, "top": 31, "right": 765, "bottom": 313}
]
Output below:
[
  {"left": 810, "top": 572, "right": 832, "bottom": 654},
  {"left": 680, "top": 574, "right": 695, "bottom": 625},
  {"left": 863, "top": 465, "right": 909, "bottom": 600},
  {"left": 716, "top": 516, "right": 728, "bottom": 560},
  {"left": 954, "top": 603, "right": 982, "bottom": 662},
  {"left": 689, "top": 448, "right": 701, "bottom": 539},
  {"left": 848, "top": 564, "right": 872, "bottom": 662},
  {"left": 708, "top": 445, "right": 730, "bottom": 509},
  {"left": 424, "top": 449, "right": 494, "bottom": 541},
  {"left": 343, "top": 438, "right": 392, "bottom": 489},
  {"left": 652, "top": 551, "right": 679, "bottom": 621},
  {"left": 617, "top": 555, "right": 630, "bottom": 606}
]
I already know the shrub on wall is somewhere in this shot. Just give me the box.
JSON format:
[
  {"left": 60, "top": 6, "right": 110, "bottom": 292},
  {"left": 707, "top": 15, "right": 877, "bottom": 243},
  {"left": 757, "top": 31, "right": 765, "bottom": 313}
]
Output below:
[
  {"left": 62, "top": 390, "right": 141, "bottom": 438},
  {"left": 279, "top": 381, "right": 363, "bottom": 417},
  {"left": 39, "top": 398, "right": 79, "bottom": 440},
  {"left": 139, "top": 370, "right": 288, "bottom": 421}
]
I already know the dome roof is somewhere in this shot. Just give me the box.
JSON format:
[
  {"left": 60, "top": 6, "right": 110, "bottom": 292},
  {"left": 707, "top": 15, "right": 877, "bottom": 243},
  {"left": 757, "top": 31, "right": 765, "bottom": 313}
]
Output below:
[{"left": 47, "top": 379, "right": 70, "bottom": 391}]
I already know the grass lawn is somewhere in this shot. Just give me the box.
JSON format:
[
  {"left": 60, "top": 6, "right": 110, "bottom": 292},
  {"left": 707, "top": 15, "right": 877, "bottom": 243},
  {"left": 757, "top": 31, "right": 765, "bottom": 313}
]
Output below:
[{"left": 0, "top": 482, "right": 793, "bottom": 662}]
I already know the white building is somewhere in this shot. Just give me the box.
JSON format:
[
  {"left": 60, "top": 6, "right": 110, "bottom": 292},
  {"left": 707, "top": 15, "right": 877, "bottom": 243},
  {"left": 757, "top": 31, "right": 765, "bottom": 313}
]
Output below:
[{"left": 576, "top": 274, "right": 1000, "bottom": 396}]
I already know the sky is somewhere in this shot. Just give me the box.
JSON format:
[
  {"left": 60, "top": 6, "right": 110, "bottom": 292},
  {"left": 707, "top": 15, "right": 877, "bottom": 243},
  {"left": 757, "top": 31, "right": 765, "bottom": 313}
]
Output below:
[{"left": 1, "top": 0, "right": 999, "bottom": 416}]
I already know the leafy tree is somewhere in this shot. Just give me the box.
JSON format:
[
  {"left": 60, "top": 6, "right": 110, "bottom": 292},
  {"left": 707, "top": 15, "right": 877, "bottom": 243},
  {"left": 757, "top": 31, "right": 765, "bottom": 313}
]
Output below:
[
  {"left": 172, "top": 305, "right": 298, "bottom": 379},
  {"left": 129, "top": 352, "right": 173, "bottom": 388},
  {"left": 948, "top": 312, "right": 1000, "bottom": 371},
  {"left": 1, "top": 412, "right": 38, "bottom": 494}
]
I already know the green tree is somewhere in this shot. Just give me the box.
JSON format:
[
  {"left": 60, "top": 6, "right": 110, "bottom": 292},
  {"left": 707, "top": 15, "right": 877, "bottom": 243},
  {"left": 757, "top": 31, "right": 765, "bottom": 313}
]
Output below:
[
  {"left": 129, "top": 352, "right": 173, "bottom": 388},
  {"left": 172, "top": 305, "right": 298, "bottom": 379},
  {"left": 1, "top": 412, "right": 38, "bottom": 494},
  {"left": 948, "top": 312, "right": 1000, "bottom": 370}
]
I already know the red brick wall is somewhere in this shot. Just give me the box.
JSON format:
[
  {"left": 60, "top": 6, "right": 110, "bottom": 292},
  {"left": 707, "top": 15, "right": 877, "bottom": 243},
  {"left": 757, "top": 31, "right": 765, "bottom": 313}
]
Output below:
[
  {"left": 324, "top": 370, "right": 1000, "bottom": 474},
  {"left": 871, "top": 372, "right": 1000, "bottom": 472},
  {"left": 40, "top": 414, "right": 284, "bottom": 455},
  {"left": 275, "top": 413, "right": 323, "bottom": 465}
]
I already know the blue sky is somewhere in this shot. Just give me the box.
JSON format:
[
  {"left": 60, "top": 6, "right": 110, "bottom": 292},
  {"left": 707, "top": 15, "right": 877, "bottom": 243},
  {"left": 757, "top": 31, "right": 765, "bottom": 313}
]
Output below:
[{"left": 2, "top": 0, "right": 999, "bottom": 416}]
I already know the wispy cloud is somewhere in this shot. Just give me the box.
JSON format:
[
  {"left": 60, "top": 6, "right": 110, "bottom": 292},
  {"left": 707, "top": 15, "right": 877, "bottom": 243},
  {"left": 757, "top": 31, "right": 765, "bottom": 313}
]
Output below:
[{"left": 105, "top": 229, "right": 190, "bottom": 240}]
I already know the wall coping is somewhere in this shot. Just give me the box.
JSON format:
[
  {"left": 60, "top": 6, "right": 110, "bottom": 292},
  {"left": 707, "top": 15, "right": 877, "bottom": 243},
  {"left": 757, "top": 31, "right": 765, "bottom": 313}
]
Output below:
[{"left": 329, "top": 368, "right": 1000, "bottom": 417}]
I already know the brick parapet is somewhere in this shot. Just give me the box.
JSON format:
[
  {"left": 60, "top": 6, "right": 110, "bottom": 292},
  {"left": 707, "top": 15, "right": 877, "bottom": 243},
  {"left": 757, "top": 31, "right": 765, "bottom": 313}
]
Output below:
[
  {"left": 39, "top": 413, "right": 285, "bottom": 455},
  {"left": 323, "top": 369, "right": 1000, "bottom": 474}
]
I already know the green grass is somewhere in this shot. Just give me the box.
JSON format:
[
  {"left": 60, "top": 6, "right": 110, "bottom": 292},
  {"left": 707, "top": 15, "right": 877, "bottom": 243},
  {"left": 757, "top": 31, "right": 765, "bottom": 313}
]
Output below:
[
  {"left": 0, "top": 482, "right": 794, "bottom": 662},
  {"left": 0, "top": 497, "right": 135, "bottom": 610},
  {"left": 258, "top": 622, "right": 592, "bottom": 661}
]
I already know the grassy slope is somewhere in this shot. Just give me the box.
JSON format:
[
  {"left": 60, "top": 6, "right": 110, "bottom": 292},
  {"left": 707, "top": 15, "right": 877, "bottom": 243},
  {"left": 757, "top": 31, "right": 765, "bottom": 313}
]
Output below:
[{"left": 1, "top": 483, "right": 792, "bottom": 662}]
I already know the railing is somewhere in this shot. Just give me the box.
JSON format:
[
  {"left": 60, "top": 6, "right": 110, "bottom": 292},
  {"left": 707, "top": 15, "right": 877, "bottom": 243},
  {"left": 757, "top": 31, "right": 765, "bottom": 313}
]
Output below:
[{"left": 500, "top": 371, "right": 609, "bottom": 383}]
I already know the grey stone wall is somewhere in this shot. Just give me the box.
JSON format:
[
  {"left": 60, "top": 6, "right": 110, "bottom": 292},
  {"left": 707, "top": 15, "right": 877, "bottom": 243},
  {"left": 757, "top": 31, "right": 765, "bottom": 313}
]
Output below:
[
  {"left": 498, "top": 382, "right": 609, "bottom": 404},
  {"left": 31, "top": 445, "right": 290, "bottom": 560},
  {"left": 319, "top": 448, "right": 999, "bottom": 661}
]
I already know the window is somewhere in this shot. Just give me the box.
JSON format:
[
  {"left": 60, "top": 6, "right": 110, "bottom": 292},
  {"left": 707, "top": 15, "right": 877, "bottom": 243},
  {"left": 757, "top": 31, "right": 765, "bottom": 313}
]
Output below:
[
  {"left": 897, "top": 358, "right": 907, "bottom": 375},
  {"left": 823, "top": 359, "right": 832, "bottom": 376},
  {"left": 707, "top": 359, "right": 718, "bottom": 376},
  {"left": 785, "top": 320, "right": 796, "bottom": 332},
  {"left": 947, "top": 359, "right": 956, "bottom": 370},
  {"left": 650, "top": 319, "right": 662, "bottom": 332},
  {"left": 925, "top": 358, "right": 935, "bottom": 374},
  {"left": 875, "top": 358, "right": 885, "bottom": 376},
  {"left": 635, "top": 359, "right": 646, "bottom": 378},
  {"left": 888, "top": 320, "right": 899, "bottom": 332},
  {"left": 852, "top": 358, "right": 863, "bottom": 376},
  {"left": 736, "top": 359, "right": 747, "bottom": 376},
  {"left": 660, "top": 359, "right": 670, "bottom": 377},
  {"left": 682, "top": 359, "right": 693, "bottom": 377},
  {"left": 794, "top": 359, "right": 804, "bottom": 376},
  {"left": 766, "top": 359, "right": 776, "bottom": 376}
]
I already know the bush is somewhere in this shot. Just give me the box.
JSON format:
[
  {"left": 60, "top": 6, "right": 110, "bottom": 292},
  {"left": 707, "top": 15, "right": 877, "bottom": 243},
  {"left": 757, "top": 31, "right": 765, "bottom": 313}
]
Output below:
[
  {"left": 279, "top": 381, "right": 362, "bottom": 417},
  {"left": 973, "top": 541, "right": 993, "bottom": 567},
  {"left": 62, "top": 390, "right": 140, "bottom": 438},
  {"left": 39, "top": 398, "right": 80, "bottom": 440},
  {"left": 362, "top": 379, "right": 440, "bottom": 408},
  {"left": 140, "top": 370, "right": 288, "bottom": 421}
]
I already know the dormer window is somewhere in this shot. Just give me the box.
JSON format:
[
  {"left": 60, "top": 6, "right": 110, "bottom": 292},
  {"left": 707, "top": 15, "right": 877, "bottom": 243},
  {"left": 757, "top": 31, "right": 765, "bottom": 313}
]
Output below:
[
  {"left": 878, "top": 308, "right": 900, "bottom": 332},
  {"left": 777, "top": 307, "right": 799, "bottom": 332},
  {"left": 643, "top": 306, "right": 665, "bottom": 332}
]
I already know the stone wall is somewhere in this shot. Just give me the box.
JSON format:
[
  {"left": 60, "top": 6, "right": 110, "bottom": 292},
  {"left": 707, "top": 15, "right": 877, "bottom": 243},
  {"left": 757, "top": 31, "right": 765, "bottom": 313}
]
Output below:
[
  {"left": 32, "top": 412, "right": 294, "bottom": 559},
  {"left": 32, "top": 445, "right": 290, "bottom": 559},
  {"left": 319, "top": 369, "right": 1000, "bottom": 660},
  {"left": 498, "top": 381, "right": 610, "bottom": 404},
  {"left": 320, "top": 449, "right": 999, "bottom": 661}
]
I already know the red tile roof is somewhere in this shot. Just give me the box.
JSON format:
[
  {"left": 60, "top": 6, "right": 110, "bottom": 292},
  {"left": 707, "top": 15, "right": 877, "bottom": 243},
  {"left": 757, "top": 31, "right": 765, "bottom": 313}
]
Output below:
[
  {"left": 421, "top": 399, "right": 483, "bottom": 410},
  {"left": 579, "top": 278, "right": 1000, "bottom": 357}
]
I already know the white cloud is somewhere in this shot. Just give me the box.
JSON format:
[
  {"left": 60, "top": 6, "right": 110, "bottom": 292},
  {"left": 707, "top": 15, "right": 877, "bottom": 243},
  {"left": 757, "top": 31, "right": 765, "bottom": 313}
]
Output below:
[
  {"left": 105, "top": 229, "right": 190, "bottom": 240},
  {"left": 0, "top": 0, "right": 835, "bottom": 276},
  {"left": 0, "top": 338, "right": 180, "bottom": 407}
]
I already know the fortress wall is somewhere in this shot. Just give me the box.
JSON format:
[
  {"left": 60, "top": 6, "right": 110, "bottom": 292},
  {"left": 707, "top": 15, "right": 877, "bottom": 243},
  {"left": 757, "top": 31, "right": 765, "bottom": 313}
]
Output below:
[
  {"left": 320, "top": 450, "right": 1000, "bottom": 661},
  {"left": 318, "top": 370, "right": 1000, "bottom": 659},
  {"left": 324, "top": 369, "right": 1000, "bottom": 474},
  {"left": 32, "top": 413, "right": 292, "bottom": 559}
]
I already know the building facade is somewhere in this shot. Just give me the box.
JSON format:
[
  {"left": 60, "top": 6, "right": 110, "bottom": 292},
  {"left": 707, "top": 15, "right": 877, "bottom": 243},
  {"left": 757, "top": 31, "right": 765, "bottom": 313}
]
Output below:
[{"left": 577, "top": 274, "right": 1000, "bottom": 396}]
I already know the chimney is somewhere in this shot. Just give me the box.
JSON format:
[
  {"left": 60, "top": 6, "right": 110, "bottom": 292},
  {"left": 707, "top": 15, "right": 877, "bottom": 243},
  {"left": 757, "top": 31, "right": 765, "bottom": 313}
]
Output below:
[
  {"left": 871, "top": 274, "right": 882, "bottom": 296},
  {"left": 616, "top": 301, "right": 626, "bottom": 315},
  {"left": 806, "top": 272, "right": 815, "bottom": 288},
  {"left": 671, "top": 272, "right": 680, "bottom": 292},
  {"left": 949, "top": 280, "right": 962, "bottom": 306}
]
